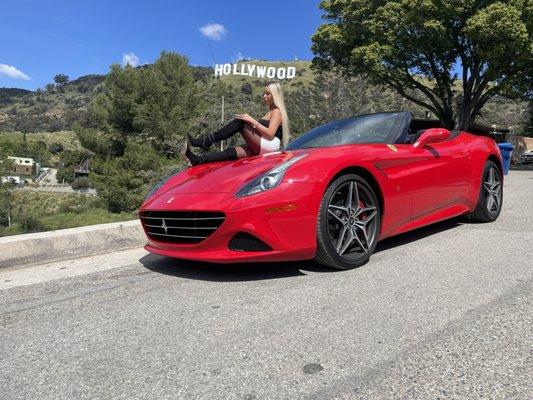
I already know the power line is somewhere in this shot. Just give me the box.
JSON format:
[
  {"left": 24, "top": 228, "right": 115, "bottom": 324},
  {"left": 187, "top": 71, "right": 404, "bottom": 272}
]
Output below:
[{"left": 206, "top": 38, "right": 216, "bottom": 65}]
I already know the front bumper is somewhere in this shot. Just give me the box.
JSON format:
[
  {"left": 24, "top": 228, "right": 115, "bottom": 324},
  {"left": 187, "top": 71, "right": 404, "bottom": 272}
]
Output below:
[{"left": 140, "top": 182, "right": 321, "bottom": 263}]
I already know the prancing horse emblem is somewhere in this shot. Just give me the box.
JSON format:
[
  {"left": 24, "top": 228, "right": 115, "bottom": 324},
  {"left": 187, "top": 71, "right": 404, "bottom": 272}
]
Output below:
[{"left": 161, "top": 219, "right": 168, "bottom": 234}]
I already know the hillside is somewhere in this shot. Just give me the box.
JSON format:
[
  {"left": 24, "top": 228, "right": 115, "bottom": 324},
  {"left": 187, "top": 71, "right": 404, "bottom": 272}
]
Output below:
[{"left": 0, "top": 60, "right": 530, "bottom": 135}]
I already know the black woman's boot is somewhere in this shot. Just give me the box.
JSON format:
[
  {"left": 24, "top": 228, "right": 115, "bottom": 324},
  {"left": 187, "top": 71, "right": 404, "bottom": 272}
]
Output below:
[
  {"left": 188, "top": 119, "right": 245, "bottom": 151},
  {"left": 185, "top": 145, "right": 238, "bottom": 166}
]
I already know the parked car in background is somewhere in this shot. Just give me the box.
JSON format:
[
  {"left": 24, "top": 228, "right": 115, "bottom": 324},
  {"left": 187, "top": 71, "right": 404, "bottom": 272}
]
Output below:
[
  {"left": 1, "top": 176, "right": 23, "bottom": 186},
  {"left": 519, "top": 150, "right": 533, "bottom": 164}
]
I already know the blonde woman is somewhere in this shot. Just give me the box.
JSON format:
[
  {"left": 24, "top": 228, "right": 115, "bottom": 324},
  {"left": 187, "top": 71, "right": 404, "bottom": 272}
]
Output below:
[{"left": 185, "top": 81, "right": 290, "bottom": 165}]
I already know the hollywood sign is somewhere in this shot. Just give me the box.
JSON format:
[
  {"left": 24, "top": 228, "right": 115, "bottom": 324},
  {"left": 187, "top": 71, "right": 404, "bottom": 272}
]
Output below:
[{"left": 214, "top": 63, "right": 297, "bottom": 80}]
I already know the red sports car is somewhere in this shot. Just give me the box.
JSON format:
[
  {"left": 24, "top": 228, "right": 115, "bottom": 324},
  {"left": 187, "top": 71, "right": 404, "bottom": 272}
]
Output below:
[{"left": 140, "top": 111, "right": 503, "bottom": 269}]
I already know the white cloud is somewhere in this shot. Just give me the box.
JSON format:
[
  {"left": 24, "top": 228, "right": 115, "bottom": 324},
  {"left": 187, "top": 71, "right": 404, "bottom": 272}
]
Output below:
[
  {"left": 0, "top": 64, "right": 31, "bottom": 80},
  {"left": 121, "top": 53, "right": 139, "bottom": 67},
  {"left": 199, "top": 23, "right": 228, "bottom": 41}
]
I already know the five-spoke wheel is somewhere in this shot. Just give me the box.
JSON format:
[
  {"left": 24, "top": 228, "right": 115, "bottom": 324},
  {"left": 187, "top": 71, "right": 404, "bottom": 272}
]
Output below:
[
  {"left": 315, "top": 174, "right": 381, "bottom": 269},
  {"left": 470, "top": 160, "right": 503, "bottom": 222}
]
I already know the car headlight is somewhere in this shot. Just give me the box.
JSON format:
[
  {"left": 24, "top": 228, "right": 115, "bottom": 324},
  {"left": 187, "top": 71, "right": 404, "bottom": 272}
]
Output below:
[{"left": 236, "top": 154, "right": 307, "bottom": 197}]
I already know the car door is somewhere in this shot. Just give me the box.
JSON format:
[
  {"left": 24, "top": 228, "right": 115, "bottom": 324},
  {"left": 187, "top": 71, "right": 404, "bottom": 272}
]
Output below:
[{"left": 407, "top": 132, "right": 471, "bottom": 219}]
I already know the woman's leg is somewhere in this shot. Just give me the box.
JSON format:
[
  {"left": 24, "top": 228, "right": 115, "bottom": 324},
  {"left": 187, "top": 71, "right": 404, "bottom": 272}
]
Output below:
[
  {"left": 235, "top": 145, "right": 255, "bottom": 158},
  {"left": 184, "top": 144, "right": 238, "bottom": 166},
  {"left": 189, "top": 119, "right": 245, "bottom": 151},
  {"left": 240, "top": 123, "right": 262, "bottom": 155}
]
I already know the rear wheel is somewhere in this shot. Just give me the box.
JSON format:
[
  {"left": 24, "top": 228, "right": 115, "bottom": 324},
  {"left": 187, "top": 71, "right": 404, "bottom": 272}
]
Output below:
[
  {"left": 315, "top": 174, "right": 381, "bottom": 270},
  {"left": 469, "top": 160, "right": 503, "bottom": 222}
]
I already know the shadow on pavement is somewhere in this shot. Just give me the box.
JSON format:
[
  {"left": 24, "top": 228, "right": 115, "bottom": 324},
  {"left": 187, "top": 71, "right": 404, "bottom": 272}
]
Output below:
[
  {"left": 510, "top": 163, "right": 533, "bottom": 171},
  {"left": 139, "top": 254, "right": 334, "bottom": 282},
  {"left": 140, "top": 217, "right": 467, "bottom": 281},
  {"left": 375, "top": 218, "right": 461, "bottom": 254}
]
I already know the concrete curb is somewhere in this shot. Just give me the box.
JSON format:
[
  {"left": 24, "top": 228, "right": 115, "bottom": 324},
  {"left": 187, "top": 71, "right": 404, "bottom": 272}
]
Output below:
[{"left": 0, "top": 220, "right": 146, "bottom": 269}]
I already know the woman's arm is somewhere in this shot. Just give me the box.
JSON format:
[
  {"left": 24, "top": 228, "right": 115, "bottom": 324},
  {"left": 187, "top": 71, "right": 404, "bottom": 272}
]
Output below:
[{"left": 236, "top": 109, "right": 282, "bottom": 139}]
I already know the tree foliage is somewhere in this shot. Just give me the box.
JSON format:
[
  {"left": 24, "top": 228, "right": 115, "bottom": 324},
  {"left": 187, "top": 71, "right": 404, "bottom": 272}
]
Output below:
[
  {"left": 53, "top": 74, "right": 70, "bottom": 93},
  {"left": 0, "top": 135, "right": 51, "bottom": 164},
  {"left": 86, "top": 51, "right": 204, "bottom": 156},
  {"left": 56, "top": 148, "right": 86, "bottom": 184},
  {"left": 53, "top": 74, "right": 70, "bottom": 86},
  {"left": 312, "top": 0, "right": 532, "bottom": 129},
  {"left": 88, "top": 141, "right": 164, "bottom": 213},
  {"left": 75, "top": 51, "right": 206, "bottom": 212}
]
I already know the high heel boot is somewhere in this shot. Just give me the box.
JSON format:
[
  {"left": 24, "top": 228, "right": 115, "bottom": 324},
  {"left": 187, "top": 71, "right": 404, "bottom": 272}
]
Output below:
[
  {"left": 184, "top": 144, "right": 238, "bottom": 166},
  {"left": 188, "top": 119, "right": 245, "bottom": 151}
]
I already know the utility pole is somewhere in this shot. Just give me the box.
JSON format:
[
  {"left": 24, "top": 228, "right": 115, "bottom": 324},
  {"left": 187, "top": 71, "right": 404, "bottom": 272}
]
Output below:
[
  {"left": 205, "top": 35, "right": 225, "bottom": 151},
  {"left": 220, "top": 95, "right": 225, "bottom": 150}
]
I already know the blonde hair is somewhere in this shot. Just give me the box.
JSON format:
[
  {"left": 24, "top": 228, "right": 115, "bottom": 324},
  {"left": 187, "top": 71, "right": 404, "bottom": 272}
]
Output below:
[{"left": 266, "top": 82, "right": 290, "bottom": 147}]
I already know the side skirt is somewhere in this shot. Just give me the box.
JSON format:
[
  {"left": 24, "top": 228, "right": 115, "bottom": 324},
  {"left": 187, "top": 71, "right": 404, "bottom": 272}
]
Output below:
[{"left": 378, "top": 203, "right": 470, "bottom": 240}]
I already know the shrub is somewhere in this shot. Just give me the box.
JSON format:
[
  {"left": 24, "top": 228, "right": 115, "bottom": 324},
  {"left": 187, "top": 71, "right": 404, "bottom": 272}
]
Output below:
[
  {"left": 71, "top": 177, "right": 91, "bottom": 189},
  {"left": 56, "top": 166, "right": 75, "bottom": 184},
  {"left": 19, "top": 213, "right": 45, "bottom": 233},
  {"left": 48, "top": 142, "right": 64, "bottom": 154}
]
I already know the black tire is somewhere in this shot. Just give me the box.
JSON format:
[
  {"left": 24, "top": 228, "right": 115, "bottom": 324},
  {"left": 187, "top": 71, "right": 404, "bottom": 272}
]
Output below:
[
  {"left": 315, "top": 174, "right": 381, "bottom": 270},
  {"left": 469, "top": 160, "right": 503, "bottom": 222}
]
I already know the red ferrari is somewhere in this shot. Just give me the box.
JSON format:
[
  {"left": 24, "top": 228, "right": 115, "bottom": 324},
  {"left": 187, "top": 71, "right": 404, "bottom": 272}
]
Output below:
[{"left": 140, "top": 111, "right": 503, "bottom": 269}]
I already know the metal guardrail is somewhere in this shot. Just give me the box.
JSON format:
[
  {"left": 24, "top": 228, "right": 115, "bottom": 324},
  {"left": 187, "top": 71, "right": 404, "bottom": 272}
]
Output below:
[{"left": 35, "top": 168, "right": 52, "bottom": 183}]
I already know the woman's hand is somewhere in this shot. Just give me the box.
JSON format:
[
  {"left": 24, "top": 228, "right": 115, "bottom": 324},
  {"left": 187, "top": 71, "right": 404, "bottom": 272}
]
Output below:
[{"left": 235, "top": 113, "right": 256, "bottom": 126}]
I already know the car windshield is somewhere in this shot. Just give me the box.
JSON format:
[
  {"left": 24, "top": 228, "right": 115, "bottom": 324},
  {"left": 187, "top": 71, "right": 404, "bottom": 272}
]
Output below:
[{"left": 286, "top": 112, "right": 409, "bottom": 150}]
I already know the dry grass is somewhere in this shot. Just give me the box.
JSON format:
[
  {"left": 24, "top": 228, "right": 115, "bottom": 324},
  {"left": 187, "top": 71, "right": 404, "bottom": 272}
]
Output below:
[{"left": 0, "top": 130, "right": 80, "bottom": 150}]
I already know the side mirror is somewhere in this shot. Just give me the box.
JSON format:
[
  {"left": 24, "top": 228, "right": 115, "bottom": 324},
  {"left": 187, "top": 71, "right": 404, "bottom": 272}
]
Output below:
[{"left": 413, "top": 128, "right": 451, "bottom": 148}]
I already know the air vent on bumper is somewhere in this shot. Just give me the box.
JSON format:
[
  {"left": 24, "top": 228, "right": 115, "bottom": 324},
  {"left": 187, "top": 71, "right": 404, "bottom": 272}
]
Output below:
[{"left": 228, "top": 232, "right": 273, "bottom": 252}]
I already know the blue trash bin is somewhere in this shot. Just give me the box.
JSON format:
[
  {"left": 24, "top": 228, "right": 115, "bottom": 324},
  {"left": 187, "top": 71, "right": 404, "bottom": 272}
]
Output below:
[{"left": 497, "top": 142, "right": 513, "bottom": 175}]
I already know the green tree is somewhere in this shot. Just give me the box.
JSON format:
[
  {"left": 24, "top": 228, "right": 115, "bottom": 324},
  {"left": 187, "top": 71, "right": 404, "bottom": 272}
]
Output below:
[
  {"left": 53, "top": 74, "right": 69, "bottom": 85},
  {"left": 81, "top": 51, "right": 204, "bottom": 213},
  {"left": 87, "top": 51, "right": 203, "bottom": 156},
  {"left": 88, "top": 140, "right": 165, "bottom": 212},
  {"left": 133, "top": 51, "right": 202, "bottom": 154},
  {"left": 312, "top": 0, "right": 532, "bottom": 130},
  {"left": 56, "top": 149, "right": 86, "bottom": 185},
  {"left": 526, "top": 102, "right": 533, "bottom": 137},
  {"left": 53, "top": 74, "right": 70, "bottom": 92},
  {"left": 13, "top": 140, "right": 51, "bottom": 165}
]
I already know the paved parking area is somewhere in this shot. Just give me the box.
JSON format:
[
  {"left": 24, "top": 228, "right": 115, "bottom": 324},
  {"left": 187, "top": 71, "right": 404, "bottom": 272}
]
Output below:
[{"left": 0, "top": 171, "right": 531, "bottom": 399}]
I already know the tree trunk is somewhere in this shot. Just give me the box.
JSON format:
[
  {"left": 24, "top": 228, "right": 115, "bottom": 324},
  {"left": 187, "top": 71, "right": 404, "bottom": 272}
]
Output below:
[
  {"left": 456, "top": 98, "right": 473, "bottom": 131},
  {"left": 435, "top": 108, "right": 455, "bottom": 130}
]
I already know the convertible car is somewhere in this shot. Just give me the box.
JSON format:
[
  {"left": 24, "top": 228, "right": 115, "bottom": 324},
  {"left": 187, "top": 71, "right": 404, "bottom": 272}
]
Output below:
[{"left": 140, "top": 111, "right": 503, "bottom": 269}]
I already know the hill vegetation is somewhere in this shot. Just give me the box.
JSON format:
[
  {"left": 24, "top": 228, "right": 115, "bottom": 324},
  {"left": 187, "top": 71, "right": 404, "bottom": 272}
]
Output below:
[
  {"left": 0, "top": 59, "right": 530, "bottom": 135},
  {"left": 0, "top": 52, "right": 531, "bottom": 236},
  {"left": 0, "top": 189, "right": 134, "bottom": 236}
]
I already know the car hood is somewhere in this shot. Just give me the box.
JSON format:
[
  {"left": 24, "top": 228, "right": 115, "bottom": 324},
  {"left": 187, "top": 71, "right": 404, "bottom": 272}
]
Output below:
[{"left": 156, "top": 151, "right": 301, "bottom": 196}]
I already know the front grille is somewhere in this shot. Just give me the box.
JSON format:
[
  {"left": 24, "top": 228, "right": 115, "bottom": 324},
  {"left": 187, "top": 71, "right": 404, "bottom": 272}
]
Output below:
[{"left": 140, "top": 211, "right": 225, "bottom": 244}]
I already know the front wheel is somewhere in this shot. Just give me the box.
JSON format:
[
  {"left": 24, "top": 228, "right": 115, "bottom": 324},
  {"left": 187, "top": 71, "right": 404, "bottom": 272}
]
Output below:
[
  {"left": 315, "top": 174, "right": 381, "bottom": 270},
  {"left": 469, "top": 160, "right": 503, "bottom": 222}
]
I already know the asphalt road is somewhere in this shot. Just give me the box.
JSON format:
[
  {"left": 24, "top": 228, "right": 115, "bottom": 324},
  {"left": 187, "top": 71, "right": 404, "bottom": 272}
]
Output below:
[{"left": 1, "top": 171, "right": 532, "bottom": 400}]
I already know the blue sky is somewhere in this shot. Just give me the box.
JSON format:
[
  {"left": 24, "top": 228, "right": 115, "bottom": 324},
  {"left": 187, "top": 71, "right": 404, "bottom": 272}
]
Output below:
[{"left": 1, "top": 0, "right": 323, "bottom": 90}]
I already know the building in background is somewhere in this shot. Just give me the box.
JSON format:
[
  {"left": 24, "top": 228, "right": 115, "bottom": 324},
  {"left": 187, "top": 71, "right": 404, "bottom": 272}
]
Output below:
[{"left": 6, "top": 156, "right": 41, "bottom": 181}]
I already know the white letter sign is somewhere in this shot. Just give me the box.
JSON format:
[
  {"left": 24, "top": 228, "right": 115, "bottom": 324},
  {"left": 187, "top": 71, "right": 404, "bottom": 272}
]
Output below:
[{"left": 213, "top": 63, "right": 298, "bottom": 80}]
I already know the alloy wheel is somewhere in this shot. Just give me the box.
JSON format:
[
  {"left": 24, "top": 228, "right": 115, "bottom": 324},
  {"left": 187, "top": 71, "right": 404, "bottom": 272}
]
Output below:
[
  {"left": 484, "top": 166, "right": 501, "bottom": 215},
  {"left": 327, "top": 180, "right": 379, "bottom": 258}
]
